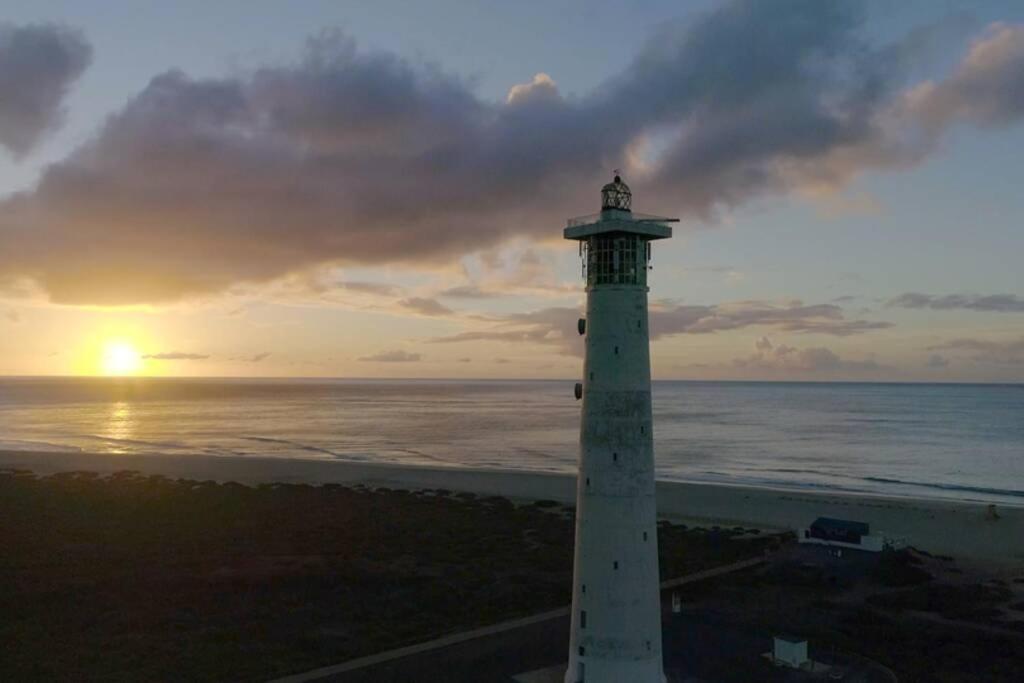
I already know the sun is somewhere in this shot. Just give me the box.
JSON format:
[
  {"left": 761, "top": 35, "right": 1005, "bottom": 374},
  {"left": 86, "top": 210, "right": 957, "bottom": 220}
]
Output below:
[{"left": 102, "top": 341, "right": 142, "bottom": 376}]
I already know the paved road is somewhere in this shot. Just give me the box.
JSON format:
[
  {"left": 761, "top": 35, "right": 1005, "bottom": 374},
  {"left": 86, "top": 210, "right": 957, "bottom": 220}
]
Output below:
[
  {"left": 311, "top": 613, "right": 569, "bottom": 683},
  {"left": 278, "top": 603, "right": 894, "bottom": 683},
  {"left": 269, "top": 554, "right": 892, "bottom": 681},
  {"left": 271, "top": 558, "right": 767, "bottom": 683}
]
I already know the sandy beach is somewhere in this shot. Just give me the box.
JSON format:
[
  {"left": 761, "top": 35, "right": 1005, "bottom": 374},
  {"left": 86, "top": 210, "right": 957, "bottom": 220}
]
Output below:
[{"left": 2, "top": 448, "right": 1022, "bottom": 566}]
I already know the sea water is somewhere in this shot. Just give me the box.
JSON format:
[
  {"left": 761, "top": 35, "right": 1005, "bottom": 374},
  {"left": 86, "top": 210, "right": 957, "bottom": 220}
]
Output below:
[{"left": 0, "top": 377, "right": 1021, "bottom": 504}]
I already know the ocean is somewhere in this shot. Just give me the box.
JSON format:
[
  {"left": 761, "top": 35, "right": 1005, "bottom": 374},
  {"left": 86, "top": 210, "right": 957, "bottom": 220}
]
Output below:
[{"left": 0, "top": 377, "right": 1021, "bottom": 505}]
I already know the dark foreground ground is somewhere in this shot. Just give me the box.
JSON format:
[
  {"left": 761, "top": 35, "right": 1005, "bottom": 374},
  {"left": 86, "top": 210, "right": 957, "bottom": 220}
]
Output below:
[
  {"left": 0, "top": 469, "right": 773, "bottom": 681},
  {"left": 318, "top": 543, "right": 1024, "bottom": 683},
  {"left": 2, "top": 470, "right": 1022, "bottom": 682}
]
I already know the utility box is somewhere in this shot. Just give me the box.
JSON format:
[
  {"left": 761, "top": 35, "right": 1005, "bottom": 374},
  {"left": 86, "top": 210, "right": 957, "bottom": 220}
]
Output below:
[{"left": 773, "top": 635, "right": 809, "bottom": 668}]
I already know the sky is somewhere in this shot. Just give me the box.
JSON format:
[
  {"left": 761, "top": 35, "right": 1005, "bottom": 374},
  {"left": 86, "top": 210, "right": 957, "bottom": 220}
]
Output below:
[{"left": 1, "top": 0, "right": 1023, "bottom": 381}]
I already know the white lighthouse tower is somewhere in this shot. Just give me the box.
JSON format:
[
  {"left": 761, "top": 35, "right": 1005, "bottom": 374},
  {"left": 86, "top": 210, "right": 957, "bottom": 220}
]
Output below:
[{"left": 563, "top": 175, "right": 676, "bottom": 683}]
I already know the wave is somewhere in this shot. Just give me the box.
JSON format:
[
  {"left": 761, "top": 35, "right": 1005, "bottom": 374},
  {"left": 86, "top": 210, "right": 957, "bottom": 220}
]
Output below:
[
  {"left": 86, "top": 435, "right": 196, "bottom": 450},
  {"left": 0, "top": 439, "right": 82, "bottom": 453},
  {"left": 661, "top": 466, "right": 1024, "bottom": 503},
  {"left": 241, "top": 436, "right": 345, "bottom": 458},
  {"left": 861, "top": 476, "right": 1024, "bottom": 500}
]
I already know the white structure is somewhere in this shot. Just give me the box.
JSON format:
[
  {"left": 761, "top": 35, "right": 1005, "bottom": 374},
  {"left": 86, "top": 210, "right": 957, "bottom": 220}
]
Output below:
[
  {"left": 563, "top": 176, "right": 676, "bottom": 683},
  {"left": 772, "top": 635, "right": 809, "bottom": 669}
]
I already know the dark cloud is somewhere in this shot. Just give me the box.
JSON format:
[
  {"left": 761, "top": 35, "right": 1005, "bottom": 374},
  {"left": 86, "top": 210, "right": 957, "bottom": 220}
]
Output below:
[
  {"left": 925, "top": 353, "right": 950, "bottom": 368},
  {"left": 429, "top": 300, "right": 890, "bottom": 355},
  {"left": 398, "top": 297, "right": 453, "bottom": 316},
  {"left": 2, "top": 8, "right": 1023, "bottom": 304},
  {"left": 928, "top": 337, "right": 1024, "bottom": 366},
  {"left": 0, "top": 23, "right": 92, "bottom": 157},
  {"left": 237, "top": 352, "right": 271, "bottom": 363},
  {"left": 357, "top": 349, "right": 422, "bottom": 362},
  {"left": 142, "top": 351, "right": 209, "bottom": 360},
  {"left": 888, "top": 292, "right": 1024, "bottom": 313}
]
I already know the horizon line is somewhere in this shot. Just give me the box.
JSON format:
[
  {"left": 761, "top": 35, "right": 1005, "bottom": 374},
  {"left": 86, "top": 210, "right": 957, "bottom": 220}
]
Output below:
[{"left": 0, "top": 374, "right": 1021, "bottom": 387}]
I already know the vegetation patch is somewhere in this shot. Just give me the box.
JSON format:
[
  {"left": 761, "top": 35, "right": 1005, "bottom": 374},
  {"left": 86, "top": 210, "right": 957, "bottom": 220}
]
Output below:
[{"left": 0, "top": 470, "right": 772, "bottom": 682}]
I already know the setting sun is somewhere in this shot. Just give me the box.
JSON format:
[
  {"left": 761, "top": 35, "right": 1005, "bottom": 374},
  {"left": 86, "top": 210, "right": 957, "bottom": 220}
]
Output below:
[{"left": 101, "top": 342, "right": 142, "bottom": 375}]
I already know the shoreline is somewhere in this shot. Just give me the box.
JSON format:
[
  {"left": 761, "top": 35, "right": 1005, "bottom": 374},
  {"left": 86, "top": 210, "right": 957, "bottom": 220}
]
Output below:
[{"left": 3, "top": 448, "right": 1022, "bottom": 565}]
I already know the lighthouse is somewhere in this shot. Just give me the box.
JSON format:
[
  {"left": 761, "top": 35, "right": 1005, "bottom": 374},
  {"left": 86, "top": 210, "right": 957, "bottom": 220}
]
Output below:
[{"left": 563, "top": 175, "right": 676, "bottom": 683}]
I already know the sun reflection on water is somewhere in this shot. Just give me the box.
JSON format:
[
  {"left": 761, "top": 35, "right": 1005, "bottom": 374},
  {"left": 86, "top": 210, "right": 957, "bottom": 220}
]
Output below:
[{"left": 104, "top": 402, "right": 135, "bottom": 452}]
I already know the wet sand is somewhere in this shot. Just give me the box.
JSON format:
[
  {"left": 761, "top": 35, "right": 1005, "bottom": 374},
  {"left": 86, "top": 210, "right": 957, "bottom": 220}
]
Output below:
[{"left": 2, "top": 449, "right": 1022, "bottom": 566}]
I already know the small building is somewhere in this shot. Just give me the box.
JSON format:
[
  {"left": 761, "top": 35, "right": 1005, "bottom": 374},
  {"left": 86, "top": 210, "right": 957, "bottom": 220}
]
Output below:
[
  {"left": 799, "top": 517, "right": 886, "bottom": 552},
  {"left": 773, "top": 635, "right": 809, "bottom": 669}
]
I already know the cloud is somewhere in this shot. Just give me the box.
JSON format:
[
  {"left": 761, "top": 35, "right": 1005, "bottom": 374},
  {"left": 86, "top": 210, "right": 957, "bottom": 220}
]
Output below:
[
  {"left": 926, "top": 353, "right": 949, "bottom": 368},
  {"left": 446, "top": 246, "right": 576, "bottom": 300},
  {"left": 733, "top": 338, "right": 887, "bottom": 374},
  {"left": 506, "top": 72, "right": 558, "bottom": 105},
  {"left": 0, "top": 23, "right": 92, "bottom": 157},
  {"left": 650, "top": 300, "right": 892, "bottom": 338},
  {"left": 429, "top": 299, "right": 890, "bottom": 355},
  {"left": 335, "top": 281, "right": 401, "bottom": 296},
  {"left": 905, "top": 23, "right": 1024, "bottom": 132},
  {"left": 357, "top": 349, "right": 422, "bottom": 362},
  {"left": 398, "top": 297, "right": 453, "bottom": 316},
  {"left": 234, "top": 352, "right": 271, "bottom": 362},
  {"left": 928, "top": 337, "right": 1024, "bottom": 366},
  {"left": 142, "top": 351, "right": 210, "bottom": 360},
  {"left": 438, "top": 285, "right": 498, "bottom": 299},
  {"left": 2, "top": 8, "right": 1024, "bottom": 304},
  {"left": 429, "top": 306, "right": 577, "bottom": 350},
  {"left": 888, "top": 292, "right": 1024, "bottom": 313},
  {"left": 4, "top": 309, "right": 19, "bottom": 323}
]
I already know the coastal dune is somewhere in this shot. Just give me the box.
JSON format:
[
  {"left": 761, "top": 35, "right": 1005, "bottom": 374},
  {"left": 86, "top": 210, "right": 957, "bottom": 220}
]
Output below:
[{"left": 2, "top": 449, "right": 1022, "bottom": 566}]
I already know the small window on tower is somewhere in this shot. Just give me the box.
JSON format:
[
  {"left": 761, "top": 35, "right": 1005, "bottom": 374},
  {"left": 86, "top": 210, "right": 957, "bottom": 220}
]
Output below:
[
  {"left": 580, "top": 610, "right": 587, "bottom": 628},
  {"left": 613, "top": 561, "right": 619, "bottom": 570}
]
